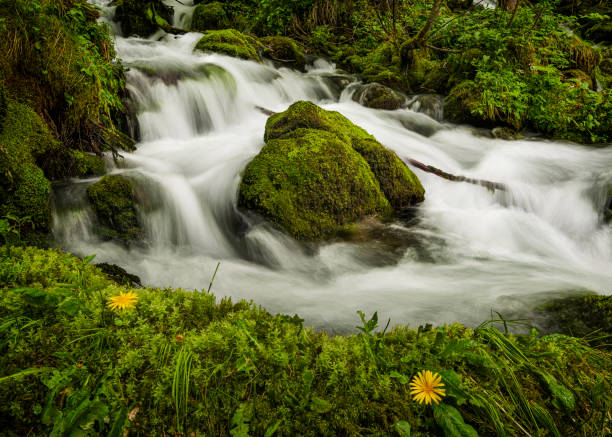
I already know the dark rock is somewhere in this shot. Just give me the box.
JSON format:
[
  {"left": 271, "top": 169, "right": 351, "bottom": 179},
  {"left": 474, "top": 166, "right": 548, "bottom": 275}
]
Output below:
[
  {"left": 407, "top": 94, "right": 444, "bottom": 121},
  {"left": 352, "top": 83, "right": 406, "bottom": 110},
  {"left": 96, "top": 262, "right": 142, "bottom": 286}
]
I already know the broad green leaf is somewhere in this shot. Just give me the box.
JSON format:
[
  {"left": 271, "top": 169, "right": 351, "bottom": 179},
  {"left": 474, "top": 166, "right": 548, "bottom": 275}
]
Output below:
[{"left": 433, "top": 404, "right": 479, "bottom": 437}]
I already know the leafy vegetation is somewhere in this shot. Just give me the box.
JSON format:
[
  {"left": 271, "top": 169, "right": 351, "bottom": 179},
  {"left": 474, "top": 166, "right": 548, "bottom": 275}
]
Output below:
[
  {"left": 0, "top": 246, "right": 610, "bottom": 435},
  {"left": 0, "top": 0, "right": 134, "bottom": 242}
]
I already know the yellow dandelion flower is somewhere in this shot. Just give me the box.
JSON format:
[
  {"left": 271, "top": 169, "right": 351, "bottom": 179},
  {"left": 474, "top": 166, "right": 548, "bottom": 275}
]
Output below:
[
  {"left": 410, "top": 370, "right": 446, "bottom": 405},
  {"left": 107, "top": 291, "right": 138, "bottom": 312}
]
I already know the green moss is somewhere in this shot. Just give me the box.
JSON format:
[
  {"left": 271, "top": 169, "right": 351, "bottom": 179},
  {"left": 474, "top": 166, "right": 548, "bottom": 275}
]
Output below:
[
  {"left": 113, "top": 0, "right": 173, "bottom": 37},
  {"left": 261, "top": 36, "right": 306, "bottom": 70},
  {"left": 240, "top": 101, "right": 424, "bottom": 240},
  {"left": 86, "top": 175, "right": 142, "bottom": 245},
  {"left": 191, "top": 2, "right": 229, "bottom": 32},
  {"left": 0, "top": 0, "right": 128, "bottom": 157},
  {"left": 0, "top": 247, "right": 611, "bottom": 436},
  {"left": 0, "top": 100, "right": 56, "bottom": 232},
  {"left": 69, "top": 150, "right": 106, "bottom": 177},
  {"left": 194, "top": 29, "right": 261, "bottom": 62}
]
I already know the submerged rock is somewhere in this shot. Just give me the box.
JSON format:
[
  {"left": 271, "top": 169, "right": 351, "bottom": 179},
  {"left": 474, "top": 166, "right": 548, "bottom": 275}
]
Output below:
[
  {"left": 261, "top": 36, "right": 306, "bottom": 70},
  {"left": 351, "top": 83, "right": 406, "bottom": 110},
  {"left": 194, "top": 29, "right": 261, "bottom": 62},
  {"left": 86, "top": 175, "right": 143, "bottom": 245},
  {"left": 238, "top": 101, "right": 424, "bottom": 240},
  {"left": 191, "top": 2, "right": 229, "bottom": 32},
  {"left": 113, "top": 0, "right": 173, "bottom": 37}
]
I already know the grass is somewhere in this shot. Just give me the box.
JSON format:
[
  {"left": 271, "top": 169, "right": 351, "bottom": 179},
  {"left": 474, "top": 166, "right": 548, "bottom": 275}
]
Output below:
[{"left": 0, "top": 246, "right": 610, "bottom": 436}]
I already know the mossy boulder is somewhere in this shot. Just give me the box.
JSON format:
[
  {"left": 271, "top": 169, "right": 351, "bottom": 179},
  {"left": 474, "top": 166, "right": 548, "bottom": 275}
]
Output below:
[
  {"left": 86, "top": 175, "right": 142, "bottom": 245},
  {"left": 191, "top": 2, "right": 229, "bottom": 32},
  {"left": 238, "top": 101, "right": 424, "bottom": 240},
  {"left": 261, "top": 36, "right": 306, "bottom": 70},
  {"left": 113, "top": 0, "right": 173, "bottom": 37},
  {"left": 0, "top": 101, "right": 57, "bottom": 233},
  {"left": 194, "top": 29, "right": 261, "bottom": 62},
  {"left": 537, "top": 293, "right": 612, "bottom": 348},
  {"left": 352, "top": 83, "right": 405, "bottom": 110}
]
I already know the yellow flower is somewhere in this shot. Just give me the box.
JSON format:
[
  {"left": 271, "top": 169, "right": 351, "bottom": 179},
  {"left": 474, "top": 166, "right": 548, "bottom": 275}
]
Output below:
[
  {"left": 410, "top": 370, "right": 446, "bottom": 405},
  {"left": 107, "top": 291, "right": 138, "bottom": 312}
]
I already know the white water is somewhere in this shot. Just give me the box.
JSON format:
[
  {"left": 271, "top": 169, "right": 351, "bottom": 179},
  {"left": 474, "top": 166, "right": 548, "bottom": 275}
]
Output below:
[{"left": 53, "top": 3, "right": 612, "bottom": 332}]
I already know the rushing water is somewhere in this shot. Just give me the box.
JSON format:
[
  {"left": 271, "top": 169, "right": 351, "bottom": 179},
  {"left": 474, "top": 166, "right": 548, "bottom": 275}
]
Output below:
[{"left": 53, "top": 1, "right": 612, "bottom": 332}]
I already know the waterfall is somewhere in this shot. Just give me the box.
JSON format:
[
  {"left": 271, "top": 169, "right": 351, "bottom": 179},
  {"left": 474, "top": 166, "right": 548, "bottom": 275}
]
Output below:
[{"left": 53, "top": 2, "right": 612, "bottom": 332}]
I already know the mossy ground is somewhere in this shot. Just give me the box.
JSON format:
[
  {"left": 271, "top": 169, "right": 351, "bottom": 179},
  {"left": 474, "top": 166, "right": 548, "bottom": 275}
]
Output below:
[
  {"left": 0, "top": 247, "right": 610, "bottom": 436},
  {"left": 195, "top": 29, "right": 262, "bottom": 62},
  {"left": 86, "top": 175, "right": 142, "bottom": 245},
  {"left": 239, "top": 101, "right": 424, "bottom": 239}
]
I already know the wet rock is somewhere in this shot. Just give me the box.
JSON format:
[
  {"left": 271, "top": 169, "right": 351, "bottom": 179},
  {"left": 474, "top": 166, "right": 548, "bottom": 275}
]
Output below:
[
  {"left": 407, "top": 94, "right": 444, "bottom": 121},
  {"left": 86, "top": 175, "right": 143, "bottom": 245},
  {"left": 238, "top": 101, "right": 424, "bottom": 240},
  {"left": 352, "top": 83, "right": 406, "bottom": 110}
]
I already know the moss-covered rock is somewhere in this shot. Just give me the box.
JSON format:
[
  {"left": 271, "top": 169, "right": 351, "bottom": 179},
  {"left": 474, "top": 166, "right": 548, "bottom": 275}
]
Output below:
[
  {"left": 194, "top": 29, "right": 261, "bottom": 62},
  {"left": 86, "top": 175, "right": 142, "bottom": 245},
  {"left": 351, "top": 83, "right": 405, "bottom": 110},
  {"left": 69, "top": 150, "right": 106, "bottom": 177},
  {"left": 261, "top": 36, "right": 306, "bottom": 70},
  {"left": 537, "top": 293, "right": 612, "bottom": 348},
  {"left": 113, "top": 0, "right": 173, "bottom": 37},
  {"left": 0, "top": 101, "right": 56, "bottom": 232},
  {"left": 239, "top": 101, "right": 424, "bottom": 239},
  {"left": 191, "top": 2, "right": 229, "bottom": 32}
]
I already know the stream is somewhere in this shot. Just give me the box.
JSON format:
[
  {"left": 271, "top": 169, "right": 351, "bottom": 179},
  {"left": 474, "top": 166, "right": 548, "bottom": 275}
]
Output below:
[{"left": 52, "top": 1, "right": 612, "bottom": 332}]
